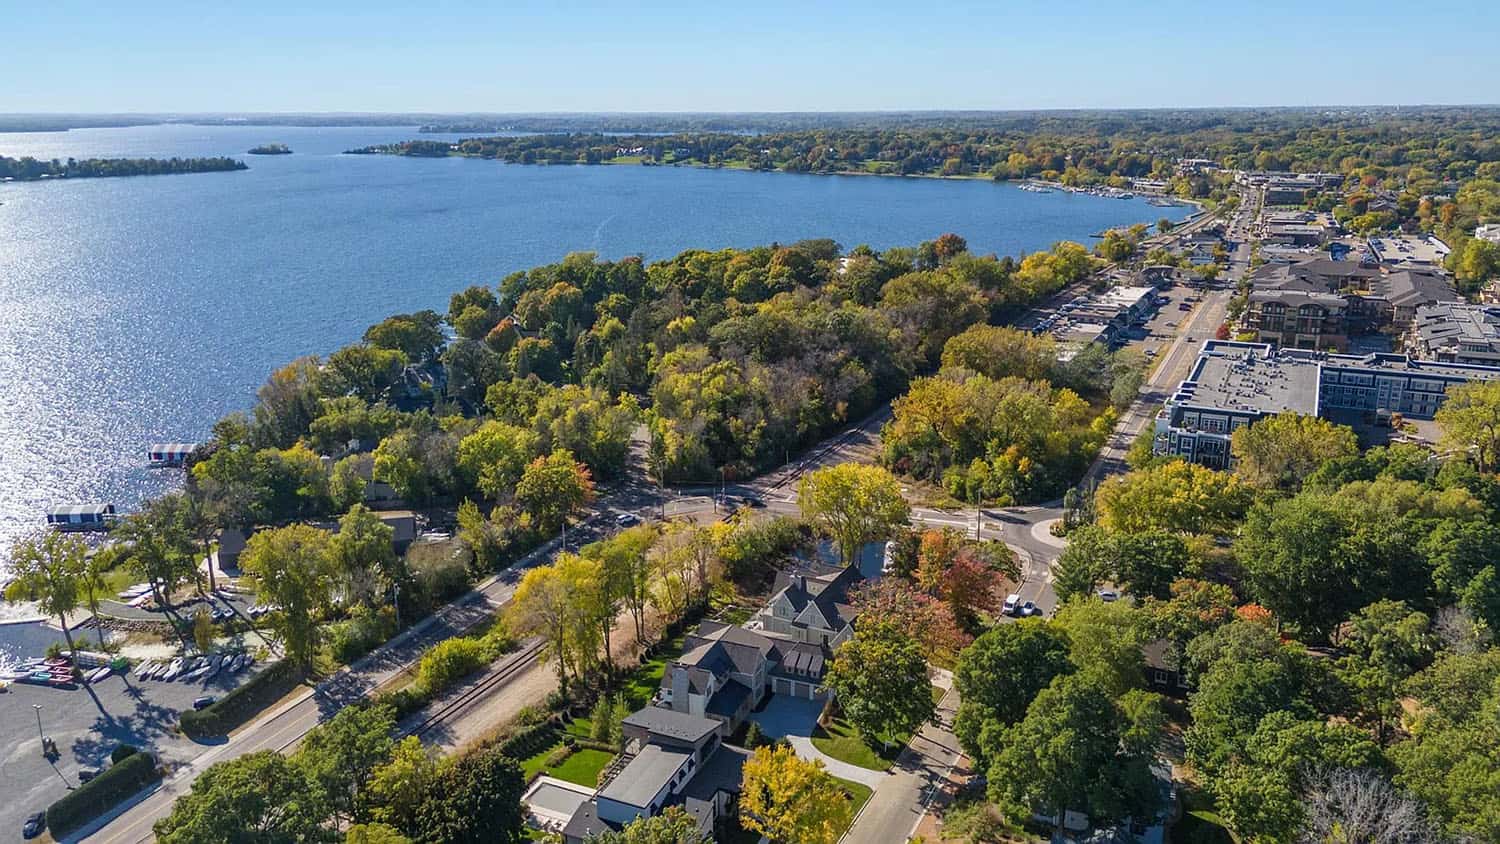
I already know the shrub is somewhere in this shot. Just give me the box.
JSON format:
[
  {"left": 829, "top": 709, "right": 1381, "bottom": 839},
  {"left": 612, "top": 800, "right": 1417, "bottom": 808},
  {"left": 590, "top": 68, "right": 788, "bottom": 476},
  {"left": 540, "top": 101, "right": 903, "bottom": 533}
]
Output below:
[
  {"left": 179, "top": 659, "right": 302, "bottom": 738},
  {"left": 46, "top": 751, "right": 159, "bottom": 837},
  {"left": 415, "top": 637, "right": 487, "bottom": 697},
  {"left": 330, "top": 606, "right": 398, "bottom": 664},
  {"left": 744, "top": 722, "right": 766, "bottom": 749},
  {"left": 111, "top": 743, "right": 139, "bottom": 764},
  {"left": 496, "top": 721, "right": 559, "bottom": 760},
  {"left": 544, "top": 746, "right": 574, "bottom": 767}
]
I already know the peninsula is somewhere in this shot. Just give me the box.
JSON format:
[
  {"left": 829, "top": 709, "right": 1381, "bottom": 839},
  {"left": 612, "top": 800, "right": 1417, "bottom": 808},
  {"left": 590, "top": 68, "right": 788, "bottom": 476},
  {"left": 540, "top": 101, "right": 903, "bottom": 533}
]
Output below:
[{"left": 0, "top": 155, "right": 247, "bottom": 182}]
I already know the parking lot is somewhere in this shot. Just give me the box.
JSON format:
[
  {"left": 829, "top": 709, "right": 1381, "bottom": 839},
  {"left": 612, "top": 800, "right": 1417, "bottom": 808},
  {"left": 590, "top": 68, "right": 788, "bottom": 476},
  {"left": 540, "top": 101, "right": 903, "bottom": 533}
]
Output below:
[{"left": 0, "top": 608, "right": 271, "bottom": 841}]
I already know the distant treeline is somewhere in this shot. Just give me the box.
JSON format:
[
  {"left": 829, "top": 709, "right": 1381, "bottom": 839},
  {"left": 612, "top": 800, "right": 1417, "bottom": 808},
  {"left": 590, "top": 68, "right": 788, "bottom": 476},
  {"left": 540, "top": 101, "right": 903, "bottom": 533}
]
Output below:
[
  {"left": 0, "top": 155, "right": 248, "bottom": 181},
  {"left": 351, "top": 108, "right": 1500, "bottom": 186}
]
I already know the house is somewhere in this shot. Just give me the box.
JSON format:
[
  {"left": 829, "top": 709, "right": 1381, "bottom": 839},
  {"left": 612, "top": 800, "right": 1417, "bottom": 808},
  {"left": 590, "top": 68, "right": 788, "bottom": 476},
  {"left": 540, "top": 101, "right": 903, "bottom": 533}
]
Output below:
[
  {"left": 217, "top": 509, "right": 416, "bottom": 572},
  {"left": 661, "top": 621, "right": 773, "bottom": 731},
  {"left": 1476, "top": 224, "right": 1500, "bottom": 245},
  {"left": 558, "top": 709, "right": 750, "bottom": 843},
  {"left": 1143, "top": 639, "right": 1192, "bottom": 694},
  {"left": 755, "top": 565, "right": 862, "bottom": 649}
]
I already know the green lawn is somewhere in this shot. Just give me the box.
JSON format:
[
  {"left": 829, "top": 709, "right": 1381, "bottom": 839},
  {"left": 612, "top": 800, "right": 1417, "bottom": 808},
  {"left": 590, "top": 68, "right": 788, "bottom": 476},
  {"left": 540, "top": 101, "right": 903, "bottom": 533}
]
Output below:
[
  {"left": 547, "top": 748, "right": 614, "bottom": 787},
  {"left": 620, "top": 634, "right": 685, "bottom": 708},
  {"left": 812, "top": 718, "right": 903, "bottom": 771},
  {"left": 811, "top": 686, "right": 945, "bottom": 771}
]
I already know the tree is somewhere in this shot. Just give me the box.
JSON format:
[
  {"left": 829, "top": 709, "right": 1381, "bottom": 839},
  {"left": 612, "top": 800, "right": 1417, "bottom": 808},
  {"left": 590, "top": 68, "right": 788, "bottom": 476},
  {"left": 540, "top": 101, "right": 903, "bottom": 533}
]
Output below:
[
  {"left": 1094, "top": 460, "right": 1250, "bottom": 535},
  {"left": 1052, "top": 598, "right": 1147, "bottom": 699},
  {"left": 983, "top": 674, "right": 1164, "bottom": 827},
  {"left": 1231, "top": 412, "right": 1358, "bottom": 491},
  {"left": 824, "top": 622, "right": 935, "bottom": 750},
  {"left": 4, "top": 531, "right": 86, "bottom": 674},
  {"left": 154, "top": 751, "right": 330, "bottom": 843},
  {"left": 363, "top": 310, "right": 445, "bottom": 363},
  {"left": 241, "top": 524, "right": 336, "bottom": 667},
  {"left": 410, "top": 747, "right": 525, "bottom": 844},
  {"left": 293, "top": 703, "right": 396, "bottom": 823},
  {"left": 1234, "top": 496, "right": 1362, "bottom": 640},
  {"left": 113, "top": 496, "right": 200, "bottom": 610},
  {"left": 952, "top": 621, "right": 1073, "bottom": 764},
  {"left": 456, "top": 421, "right": 538, "bottom": 502},
  {"left": 940, "top": 325, "right": 1057, "bottom": 382},
  {"left": 586, "top": 807, "right": 704, "bottom": 843},
  {"left": 1210, "top": 712, "right": 1385, "bottom": 842},
  {"left": 332, "top": 505, "right": 396, "bottom": 608},
  {"left": 1185, "top": 626, "right": 1317, "bottom": 776},
  {"left": 1392, "top": 718, "right": 1500, "bottom": 841},
  {"left": 321, "top": 345, "right": 408, "bottom": 404},
  {"left": 346, "top": 824, "right": 412, "bottom": 844},
  {"left": 739, "top": 745, "right": 855, "bottom": 844},
  {"left": 849, "top": 578, "right": 968, "bottom": 665},
  {"left": 1301, "top": 767, "right": 1442, "bottom": 844},
  {"left": 798, "top": 463, "right": 910, "bottom": 563},
  {"left": 514, "top": 449, "right": 595, "bottom": 533},
  {"left": 510, "top": 562, "right": 580, "bottom": 693},
  {"left": 1336, "top": 600, "right": 1432, "bottom": 741},
  {"left": 1437, "top": 380, "right": 1500, "bottom": 472},
  {"left": 367, "top": 736, "right": 441, "bottom": 833}
]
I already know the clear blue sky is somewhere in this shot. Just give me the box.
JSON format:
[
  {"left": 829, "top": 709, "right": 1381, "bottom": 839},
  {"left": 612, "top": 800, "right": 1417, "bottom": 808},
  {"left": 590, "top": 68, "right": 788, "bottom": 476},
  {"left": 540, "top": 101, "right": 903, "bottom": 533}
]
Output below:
[{"left": 5, "top": 0, "right": 1498, "bottom": 113}]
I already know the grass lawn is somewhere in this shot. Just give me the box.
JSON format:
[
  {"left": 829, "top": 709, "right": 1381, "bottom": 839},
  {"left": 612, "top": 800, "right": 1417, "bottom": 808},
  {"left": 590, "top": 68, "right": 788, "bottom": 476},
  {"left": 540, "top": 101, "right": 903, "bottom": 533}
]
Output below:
[
  {"left": 620, "top": 634, "right": 685, "bottom": 708},
  {"left": 547, "top": 747, "right": 613, "bottom": 787},
  {"left": 811, "top": 686, "right": 945, "bottom": 771}
]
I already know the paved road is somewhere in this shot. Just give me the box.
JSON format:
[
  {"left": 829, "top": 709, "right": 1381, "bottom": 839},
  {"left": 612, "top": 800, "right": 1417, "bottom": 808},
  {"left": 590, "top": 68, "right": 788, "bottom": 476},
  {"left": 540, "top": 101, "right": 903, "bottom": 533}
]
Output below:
[
  {"left": 843, "top": 684, "right": 963, "bottom": 843},
  {"left": 78, "top": 523, "right": 595, "bottom": 843}
]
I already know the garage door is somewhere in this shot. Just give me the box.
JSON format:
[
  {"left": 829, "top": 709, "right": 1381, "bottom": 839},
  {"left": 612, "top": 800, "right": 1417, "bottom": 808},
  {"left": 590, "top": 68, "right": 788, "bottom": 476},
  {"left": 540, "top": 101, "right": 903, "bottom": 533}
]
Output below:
[{"left": 775, "top": 678, "right": 790, "bottom": 694}]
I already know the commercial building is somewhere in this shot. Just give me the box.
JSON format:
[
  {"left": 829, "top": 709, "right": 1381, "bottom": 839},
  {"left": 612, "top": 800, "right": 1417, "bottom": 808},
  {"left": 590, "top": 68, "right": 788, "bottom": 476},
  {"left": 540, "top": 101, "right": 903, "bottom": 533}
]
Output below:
[
  {"left": 1037, "top": 285, "right": 1159, "bottom": 360},
  {"left": 1249, "top": 258, "right": 1458, "bottom": 331},
  {"left": 1368, "top": 234, "right": 1451, "bottom": 269},
  {"left": 1404, "top": 303, "right": 1500, "bottom": 367},
  {"left": 1154, "top": 340, "right": 1500, "bottom": 468}
]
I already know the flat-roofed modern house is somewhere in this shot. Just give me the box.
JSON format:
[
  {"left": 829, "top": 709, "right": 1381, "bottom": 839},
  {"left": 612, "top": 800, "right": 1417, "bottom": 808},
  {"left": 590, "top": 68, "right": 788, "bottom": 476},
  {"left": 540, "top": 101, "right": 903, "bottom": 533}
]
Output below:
[
  {"left": 558, "top": 708, "right": 751, "bottom": 843},
  {"left": 1155, "top": 341, "right": 1500, "bottom": 468},
  {"left": 1405, "top": 303, "right": 1500, "bottom": 367}
]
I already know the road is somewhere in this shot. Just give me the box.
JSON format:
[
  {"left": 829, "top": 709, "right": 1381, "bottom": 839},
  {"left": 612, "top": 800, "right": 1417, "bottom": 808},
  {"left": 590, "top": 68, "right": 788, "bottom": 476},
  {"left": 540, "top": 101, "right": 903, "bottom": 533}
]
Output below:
[
  {"left": 843, "top": 683, "right": 963, "bottom": 843},
  {"left": 79, "top": 193, "right": 1254, "bottom": 843}
]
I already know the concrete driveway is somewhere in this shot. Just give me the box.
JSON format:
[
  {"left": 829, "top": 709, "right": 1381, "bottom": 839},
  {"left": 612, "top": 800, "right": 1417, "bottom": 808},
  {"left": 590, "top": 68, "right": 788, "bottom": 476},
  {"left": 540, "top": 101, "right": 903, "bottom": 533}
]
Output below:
[
  {"left": 748, "top": 694, "right": 823, "bottom": 739},
  {"left": 749, "top": 694, "right": 887, "bottom": 788}
]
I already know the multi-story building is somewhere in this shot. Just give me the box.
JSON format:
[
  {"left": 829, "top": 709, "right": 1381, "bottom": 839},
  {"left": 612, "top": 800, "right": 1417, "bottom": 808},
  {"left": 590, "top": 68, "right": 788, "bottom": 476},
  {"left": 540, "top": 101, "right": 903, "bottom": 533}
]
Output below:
[
  {"left": 1155, "top": 340, "right": 1500, "bottom": 468},
  {"left": 1404, "top": 303, "right": 1500, "bottom": 367},
  {"left": 1246, "top": 290, "right": 1349, "bottom": 350},
  {"left": 1249, "top": 258, "right": 1458, "bottom": 331}
]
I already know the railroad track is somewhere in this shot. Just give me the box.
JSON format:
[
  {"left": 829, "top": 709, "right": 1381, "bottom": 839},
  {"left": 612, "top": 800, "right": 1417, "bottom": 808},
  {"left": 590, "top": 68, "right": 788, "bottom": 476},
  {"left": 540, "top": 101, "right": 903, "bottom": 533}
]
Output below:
[{"left": 402, "top": 637, "right": 549, "bottom": 738}]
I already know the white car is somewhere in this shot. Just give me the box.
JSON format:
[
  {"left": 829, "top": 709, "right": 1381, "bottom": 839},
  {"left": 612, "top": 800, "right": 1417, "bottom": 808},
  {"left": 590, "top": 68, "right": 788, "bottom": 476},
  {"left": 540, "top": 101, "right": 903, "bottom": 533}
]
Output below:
[
  {"left": 614, "top": 512, "right": 641, "bottom": 527},
  {"left": 1097, "top": 588, "right": 1120, "bottom": 602},
  {"left": 1003, "top": 593, "right": 1022, "bottom": 616}
]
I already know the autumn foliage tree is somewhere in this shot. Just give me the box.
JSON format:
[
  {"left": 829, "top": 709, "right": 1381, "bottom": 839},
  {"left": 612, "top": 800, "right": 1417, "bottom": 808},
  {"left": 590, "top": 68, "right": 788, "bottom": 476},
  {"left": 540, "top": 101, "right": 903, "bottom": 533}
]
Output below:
[{"left": 739, "top": 745, "right": 855, "bottom": 844}]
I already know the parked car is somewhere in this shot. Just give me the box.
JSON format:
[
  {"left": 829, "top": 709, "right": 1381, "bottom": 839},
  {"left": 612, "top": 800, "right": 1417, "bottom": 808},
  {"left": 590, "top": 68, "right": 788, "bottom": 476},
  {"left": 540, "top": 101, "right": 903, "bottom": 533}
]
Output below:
[
  {"left": 1020, "top": 600, "right": 1040, "bottom": 617},
  {"left": 742, "top": 494, "right": 765, "bottom": 508},
  {"left": 78, "top": 768, "right": 100, "bottom": 783},
  {"left": 22, "top": 812, "right": 45, "bottom": 839},
  {"left": 614, "top": 512, "right": 641, "bottom": 527},
  {"left": 1003, "top": 593, "right": 1022, "bottom": 616},
  {"left": 1097, "top": 588, "right": 1120, "bottom": 602},
  {"left": 192, "top": 695, "right": 216, "bottom": 711}
]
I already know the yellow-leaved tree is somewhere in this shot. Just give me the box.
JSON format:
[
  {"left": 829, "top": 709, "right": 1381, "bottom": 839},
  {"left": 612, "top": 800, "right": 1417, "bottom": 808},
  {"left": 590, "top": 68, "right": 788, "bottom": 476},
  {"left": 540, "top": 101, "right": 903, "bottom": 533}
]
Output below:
[{"left": 739, "top": 744, "right": 855, "bottom": 844}]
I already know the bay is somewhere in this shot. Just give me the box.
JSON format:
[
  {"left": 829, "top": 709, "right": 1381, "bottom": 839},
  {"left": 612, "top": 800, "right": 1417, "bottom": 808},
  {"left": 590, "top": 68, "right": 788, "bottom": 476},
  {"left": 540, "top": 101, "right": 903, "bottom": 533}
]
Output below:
[{"left": 0, "top": 124, "right": 1191, "bottom": 567}]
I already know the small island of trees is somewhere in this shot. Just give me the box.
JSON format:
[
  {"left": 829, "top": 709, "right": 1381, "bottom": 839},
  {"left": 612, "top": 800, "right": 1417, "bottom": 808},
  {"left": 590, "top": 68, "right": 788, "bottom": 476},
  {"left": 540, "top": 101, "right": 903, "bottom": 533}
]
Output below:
[
  {"left": 247, "top": 143, "right": 293, "bottom": 155},
  {"left": 0, "top": 155, "right": 247, "bottom": 181}
]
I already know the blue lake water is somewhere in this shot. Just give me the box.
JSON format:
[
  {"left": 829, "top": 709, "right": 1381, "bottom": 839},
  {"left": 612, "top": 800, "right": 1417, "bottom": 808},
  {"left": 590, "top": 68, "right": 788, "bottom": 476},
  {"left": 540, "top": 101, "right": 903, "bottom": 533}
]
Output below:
[{"left": 0, "top": 124, "right": 1191, "bottom": 566}]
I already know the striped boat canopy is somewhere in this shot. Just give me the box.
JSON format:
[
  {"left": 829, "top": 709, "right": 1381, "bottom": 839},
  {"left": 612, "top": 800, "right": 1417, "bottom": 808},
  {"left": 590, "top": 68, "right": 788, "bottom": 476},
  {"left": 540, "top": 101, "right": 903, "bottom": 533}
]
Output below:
[
  {"left": 148, "top": 443, "right": 198, "bottom": 462},
  {"left": 46, "top": 504, "right": 116, "bottom": 519}
]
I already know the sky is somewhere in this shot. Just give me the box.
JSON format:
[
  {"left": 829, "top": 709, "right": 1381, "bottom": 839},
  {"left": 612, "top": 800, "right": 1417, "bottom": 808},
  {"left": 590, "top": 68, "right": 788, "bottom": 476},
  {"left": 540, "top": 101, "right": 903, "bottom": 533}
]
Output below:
[{"left": 4, "top": 0, "right": 1499, "bottom": 114}]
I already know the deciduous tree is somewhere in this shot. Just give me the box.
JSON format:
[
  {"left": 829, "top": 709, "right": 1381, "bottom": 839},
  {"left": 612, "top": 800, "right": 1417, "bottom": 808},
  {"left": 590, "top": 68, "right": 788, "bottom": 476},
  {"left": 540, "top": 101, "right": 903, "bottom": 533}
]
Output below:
[
  {"left": 739, "top": 745, "right": 854, "bottom": 844},
  {"left": 241, "top": 524, "right": 337, "bottom": 668},
  {"left": 798, "top": 463, "right": 910, "bottom": 564},
  {"left": 824, "top": 622, "right": 935, "bottom": 749}
]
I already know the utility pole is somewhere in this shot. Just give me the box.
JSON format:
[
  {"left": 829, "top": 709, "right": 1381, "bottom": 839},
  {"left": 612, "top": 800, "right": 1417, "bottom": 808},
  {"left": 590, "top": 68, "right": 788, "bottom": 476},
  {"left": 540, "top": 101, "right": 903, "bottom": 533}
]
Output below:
[{"left": 32, "top": 704, "right": 43, "bottom": 743}]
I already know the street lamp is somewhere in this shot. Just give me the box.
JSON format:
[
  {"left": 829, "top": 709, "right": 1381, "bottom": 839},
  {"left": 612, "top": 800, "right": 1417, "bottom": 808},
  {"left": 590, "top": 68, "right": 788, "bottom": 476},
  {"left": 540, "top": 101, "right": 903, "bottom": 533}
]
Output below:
[{"left": 32, "top": 704, "right": 43, "bottom": 742}]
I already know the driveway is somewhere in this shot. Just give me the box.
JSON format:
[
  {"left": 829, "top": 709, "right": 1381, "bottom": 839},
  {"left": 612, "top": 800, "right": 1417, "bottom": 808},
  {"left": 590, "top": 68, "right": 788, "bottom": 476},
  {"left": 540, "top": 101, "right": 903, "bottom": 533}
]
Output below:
[
  {"left": 749, "top": 694, "right": 887, "bottom": 789},
  {"left": 843, "top": 685, "right": 964, "bottom": 843}
]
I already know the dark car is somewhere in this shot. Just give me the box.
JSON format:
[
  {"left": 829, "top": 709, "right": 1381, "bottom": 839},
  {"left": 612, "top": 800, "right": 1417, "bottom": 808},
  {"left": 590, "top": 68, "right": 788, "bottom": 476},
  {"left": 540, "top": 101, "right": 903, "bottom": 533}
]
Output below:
[
  {"left": 78, "top": 768, "right": 101, "bottom": 783},
  {"left": 22, "top": 812, "right": 45, "bottom": 839},
  {"left": 192, "top": 695, "right": 216, "bottom": 711},
  {"left": 742, "top": 495, "right": 765, "bottom": 508}
]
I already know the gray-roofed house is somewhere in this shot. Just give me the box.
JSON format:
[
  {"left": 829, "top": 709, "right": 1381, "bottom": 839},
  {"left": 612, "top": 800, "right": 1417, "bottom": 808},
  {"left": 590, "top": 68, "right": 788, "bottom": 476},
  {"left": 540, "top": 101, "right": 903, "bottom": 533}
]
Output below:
[{"left": 558, "top": 708, "right": 740, "bottom": 843}]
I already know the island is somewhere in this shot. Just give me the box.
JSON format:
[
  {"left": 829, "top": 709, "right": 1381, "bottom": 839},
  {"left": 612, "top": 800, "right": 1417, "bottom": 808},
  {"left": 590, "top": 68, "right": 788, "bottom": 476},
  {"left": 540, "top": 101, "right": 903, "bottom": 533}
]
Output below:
[
  {"left": 0, "top": 155, "right": 247, "bottom": 182},
  {"left": 247, "top": 143, "right": 292, "bottom": 155}
]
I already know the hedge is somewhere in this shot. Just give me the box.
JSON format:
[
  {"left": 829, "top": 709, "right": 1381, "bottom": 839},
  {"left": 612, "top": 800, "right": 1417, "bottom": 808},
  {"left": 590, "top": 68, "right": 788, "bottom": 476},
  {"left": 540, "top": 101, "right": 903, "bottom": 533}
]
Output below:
[
  {"left": 496, "top": 720, "right": 560, "bottom": 760},
  {"left": 179, "top": 658, "right": 302, "bottom": 738},
  {"left": 46, "top": 751, "right": 159, "bottom": 837}
]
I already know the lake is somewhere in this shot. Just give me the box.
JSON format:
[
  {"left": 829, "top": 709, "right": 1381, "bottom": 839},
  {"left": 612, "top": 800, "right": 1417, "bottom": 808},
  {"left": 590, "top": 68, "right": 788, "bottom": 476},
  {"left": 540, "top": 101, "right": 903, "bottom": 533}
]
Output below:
[{"left": 0, "top": 124, "right": 1191, "bottom": 570}]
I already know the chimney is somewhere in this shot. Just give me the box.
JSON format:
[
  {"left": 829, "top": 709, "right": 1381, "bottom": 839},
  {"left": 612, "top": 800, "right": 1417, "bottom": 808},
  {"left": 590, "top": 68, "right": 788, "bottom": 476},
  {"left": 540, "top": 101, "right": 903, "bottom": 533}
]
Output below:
[{"left": 670, "top": 666, "right": 690, "bottom": 713}]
